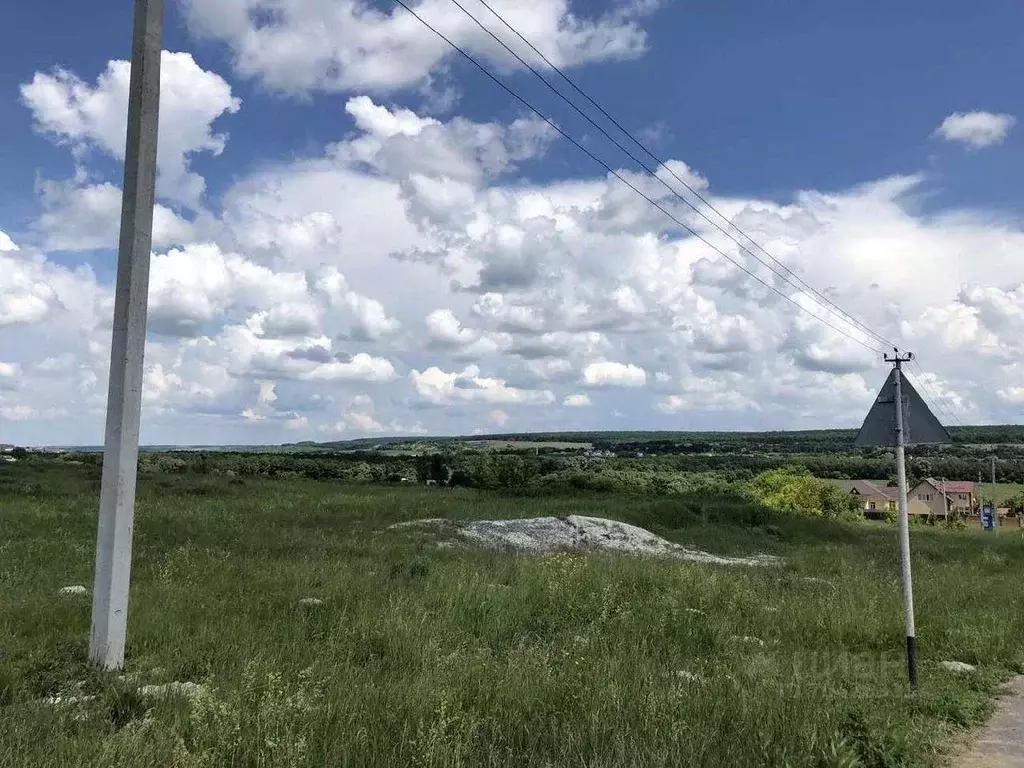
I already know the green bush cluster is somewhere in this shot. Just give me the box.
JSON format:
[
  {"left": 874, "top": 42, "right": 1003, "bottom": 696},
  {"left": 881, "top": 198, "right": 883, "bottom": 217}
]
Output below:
[
  {"left": 1004, "top": 491, "right": 1024, "bottom": 515},
  {"left": 745, "top": 467, "right": 862, "bottom": 521}
]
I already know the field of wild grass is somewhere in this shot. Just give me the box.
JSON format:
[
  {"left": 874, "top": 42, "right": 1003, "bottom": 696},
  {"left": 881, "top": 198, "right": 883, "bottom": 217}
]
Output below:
[{"left": 2, "top": 460, "right": 1024, "bottom": 767}]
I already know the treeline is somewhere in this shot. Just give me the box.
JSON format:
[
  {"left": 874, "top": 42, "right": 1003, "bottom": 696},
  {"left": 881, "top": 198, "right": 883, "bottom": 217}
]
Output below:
[
  {"left": 301, "top": 428, "right": 1024, "bottom": 469},
  {"left": 139, "top": 451, "right": 417, "bottom": 483},
  {"left": 33, "top": 441, "right": 1024, "bottom": 488},
  {"left": 18, "top": 450, "right": 1024, "bottom": 515},
  {"left": 423, "top": 452, "right": 749, "bottom": 496},
  {"left": 637, "top": 453, "right": 1024, "bottom": 484},
  {"left": 469, "top": 425, "right": 1024, "bottom": 448},
  {"left": 289, "top": 425, "right": 1024, "bottom": 458},
  {"left": 56, "top": 450, "right": 753, "bottom": 496}
]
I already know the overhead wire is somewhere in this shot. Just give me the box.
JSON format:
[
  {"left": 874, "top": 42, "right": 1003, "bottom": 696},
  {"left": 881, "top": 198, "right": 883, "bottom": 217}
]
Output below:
[
  {"left": 445, "top": 0, "right": 899, "bottom": 353},
  {"left": 911, "top": 360, "right": 962, "bottom": 427},
  {"left": 907, "top": 358, "right": 964, "bottom": 428},
  {"left": 392, "top": 0, "right": 887, "bottom": 355}
]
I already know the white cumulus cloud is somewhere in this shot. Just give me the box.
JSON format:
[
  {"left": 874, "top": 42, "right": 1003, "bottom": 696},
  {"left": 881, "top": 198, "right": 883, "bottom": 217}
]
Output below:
[
  {"left": 10, "top": 90, "right": 1024, "bottom": 443},
  {"left": 0, "top": 232, "right": 19, "bottom": 252},
  {"left": 935, "top": 111, "right": 1016, "bottom": 148},
  {"left": 181, "top": 0, "right": 658, "bottom": 95},
  {"left": 411, "top": 364, "right": 554, "bottom": 405},
  {"left": 563, "top": 393, "right": 591, "bottom": 407},
  {"left": 582, "top": 361, "right": 647, "bottom": 388},
  {"left": 0, "top": 361, "right": 21, "bottom": 392},
  {"left": 303, "top": 354, "right": 397, "bottom": 382},
  {"left": 21, "top": 51, "right": 241, "bottom": 206},
  {"left": 34, "top": 181, "right": 193, "bottom": 251},
  {"left": 148, "top": 244, "right": 309, "bottom": 337}
]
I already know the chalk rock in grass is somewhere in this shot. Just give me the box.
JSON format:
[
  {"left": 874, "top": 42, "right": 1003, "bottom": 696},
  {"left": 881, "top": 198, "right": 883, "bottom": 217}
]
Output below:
[
  {"left": 392, "top": 516, "right": 778, "bottom": 567},
  {"left": 298, "top": 598, "right": 324, "bottom": 606},
  {"left": 684, "top": 608, "right": 706, "bottom": 616},
  {"left": 58, "top": 585, "right": 87, "bottom": 596},
  {"left": 940, "top": 661, "right": 976, "bottom": 673},
  {"left": 140, "top": 681, "right": 206, "bottom": 701}
]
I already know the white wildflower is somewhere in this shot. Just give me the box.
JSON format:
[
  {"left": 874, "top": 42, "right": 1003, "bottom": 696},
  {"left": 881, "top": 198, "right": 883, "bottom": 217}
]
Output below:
[
  {"left": 140, "top": 681, "right": 206, "bottom": 701},
  {"left": 674, "top": 670, "right": 707, "bottom": 683},
  {"left": 730, "top": 635, "right": 766, "bottom": 647}
]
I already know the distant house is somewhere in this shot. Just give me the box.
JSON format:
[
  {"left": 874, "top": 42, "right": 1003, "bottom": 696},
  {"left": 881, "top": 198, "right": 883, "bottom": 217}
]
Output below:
[
  {"left": 845, "top": 480, "right": 899, "bottom": 519},
  {"left": 908, "top": 479, "right": 976, "bottom": 519}
]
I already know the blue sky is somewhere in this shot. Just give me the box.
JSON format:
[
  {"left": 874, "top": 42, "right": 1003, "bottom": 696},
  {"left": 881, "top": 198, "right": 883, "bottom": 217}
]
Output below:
[
  {"left": 5, "top": 0, "right": 1022, "bottom": 212},
  {"left": 1, "top": 0, "right": 1022, "bottom": 445}
]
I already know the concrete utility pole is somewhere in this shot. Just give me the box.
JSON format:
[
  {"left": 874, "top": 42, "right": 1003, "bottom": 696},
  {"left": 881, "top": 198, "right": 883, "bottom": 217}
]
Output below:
[
  {"left": 979, "top": 457, "right": 996, "bottom": 523},
  {"left": 888, "top": 350, "right": 918, "bottom": 690},
  {"left": 988, "top": 455, "right": 997, "bottom": 529},
  {"left": 987, "top": 456, "right": 995, "bottom": 528},
  {"left": 978, "top": 470, "right": 983, "bottom": 520},
  {"left": 89, "top": 0, "right": 163, "bottom": 670},
  {"left": 855, "top": 348, "right": 947, "bottom": 691}
]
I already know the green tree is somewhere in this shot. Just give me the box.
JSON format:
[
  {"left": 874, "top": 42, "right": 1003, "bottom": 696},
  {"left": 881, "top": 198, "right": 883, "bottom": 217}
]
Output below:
[
  {"left": 348, "top": 462, "right": 374, "bottom": 484},
  {"left": 1005, "top": 491, "right": 1024, "bottom": 516},
  {"left": 494, "top": 455, "right": 528, "bottom": 489},
  {"left": 747, "top": 467, "right": 860, "bottom": 520},
  {"left": 819, "top": 483, "right": 862, "bottom": 520},
  {"left": 194, "top": 452, "right": 212, "bottom": 474},
  {"left": 415, "top": 453, "right": 453, "bottom": 486}
]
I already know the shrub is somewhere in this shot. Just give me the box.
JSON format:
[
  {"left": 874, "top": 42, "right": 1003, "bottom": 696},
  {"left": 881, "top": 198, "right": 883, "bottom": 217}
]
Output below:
[
  {"left": 746, "top": 468, "right": 861, "bottom": 521},
  {"left": 1005, "top": 491, "right": 1024, "bottom": 516}
]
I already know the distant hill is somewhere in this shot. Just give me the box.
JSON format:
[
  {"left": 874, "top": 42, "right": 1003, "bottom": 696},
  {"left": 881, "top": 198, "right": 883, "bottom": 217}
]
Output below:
[
  {"left": 284, "top": 425, "right": 1024, "bottom": 453},
  {"left": 36, "top": 425, "right": 1024, "bottom": 455}
]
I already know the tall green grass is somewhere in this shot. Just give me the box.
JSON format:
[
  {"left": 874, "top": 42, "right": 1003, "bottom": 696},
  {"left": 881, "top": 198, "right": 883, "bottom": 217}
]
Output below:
[{"left": 1, "top": 463, "right": 1022, "bottom": 766}]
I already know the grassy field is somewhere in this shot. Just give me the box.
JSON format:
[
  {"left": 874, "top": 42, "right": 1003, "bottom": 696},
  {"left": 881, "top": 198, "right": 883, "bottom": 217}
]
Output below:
[
  {"left": 989, "top": 483, "right": 1024, "bottom": 505},
  {"left": 2, "top": 462, "right": 1024, "bottom": 767}
]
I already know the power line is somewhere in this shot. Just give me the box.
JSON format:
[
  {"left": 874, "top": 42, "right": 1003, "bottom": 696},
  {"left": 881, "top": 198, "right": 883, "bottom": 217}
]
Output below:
[
  {"left": 447, "top": 0, "right": 898, "bottom": 352},
  {"left": 903, "top": 361, "right": 958, "bottom": 430},
  {"left": 392, "top": 0, "right": 887, "bottom": 355},
  {"left": 453, "top": 0, "right": 893, "bottom": 349},
  {"left": 911, "top": 360, "right": 962, "bottom": 427},
  {"left": 907, "top": 359, "right": 964, "bottom": 428}
]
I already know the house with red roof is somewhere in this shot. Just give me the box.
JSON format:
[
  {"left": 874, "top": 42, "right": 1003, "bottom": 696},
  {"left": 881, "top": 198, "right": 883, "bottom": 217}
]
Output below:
[
  {"left": 843, "top": 479, "right": 899, "bottom": 519},
  {"left": 908, "top": 478, "right": 976, "bottom": 519}
]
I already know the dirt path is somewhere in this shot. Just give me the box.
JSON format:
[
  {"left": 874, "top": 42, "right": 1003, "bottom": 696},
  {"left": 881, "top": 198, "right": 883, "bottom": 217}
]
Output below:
[{"left": 953, "top": 677, "right": 1024, "bottom": 767}]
